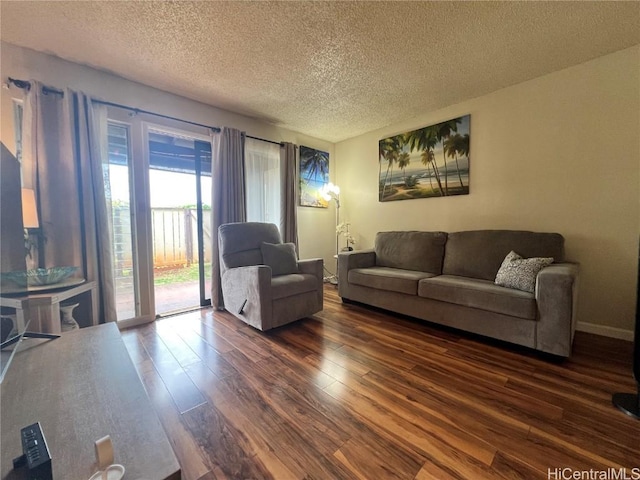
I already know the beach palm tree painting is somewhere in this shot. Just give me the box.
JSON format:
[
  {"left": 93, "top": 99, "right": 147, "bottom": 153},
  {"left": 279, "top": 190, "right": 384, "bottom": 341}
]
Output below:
[
  {"left": 299, "top": 146, "right": 330, "bottom": 207},
  {"left": 378, "top": 115, "right": 470, "bottom": 202}
]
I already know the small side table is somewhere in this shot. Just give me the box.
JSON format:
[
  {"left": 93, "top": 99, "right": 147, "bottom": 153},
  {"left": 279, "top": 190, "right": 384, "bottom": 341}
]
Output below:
[{"left": 0, "top": 280, "right": 98, "bottom": 334}]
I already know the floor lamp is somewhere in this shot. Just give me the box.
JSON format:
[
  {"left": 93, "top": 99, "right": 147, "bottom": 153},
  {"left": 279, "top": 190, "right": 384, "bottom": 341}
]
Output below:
[{"left": 321, "top": 182, "right": 340, "bottom": 284}]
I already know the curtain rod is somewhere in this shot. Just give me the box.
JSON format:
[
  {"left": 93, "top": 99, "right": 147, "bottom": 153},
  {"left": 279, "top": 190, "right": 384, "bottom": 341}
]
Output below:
[
  {"left": 91, "top": 98, "right": 221, "bottom": 133},
  {"left": 8, "top": 77, "right": 63, "bottom": 96},
  {"left": 8, "top": 77, "right": 285, "bottom": 146},
  {"left": 246, "top": 135, "right": 283, "bottom": 147}
]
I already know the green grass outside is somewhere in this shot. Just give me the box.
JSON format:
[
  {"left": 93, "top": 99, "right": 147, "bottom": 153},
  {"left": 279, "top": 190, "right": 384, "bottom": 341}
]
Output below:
[{"left": 153, "top": 263, "right": 211, "bottom": 286}]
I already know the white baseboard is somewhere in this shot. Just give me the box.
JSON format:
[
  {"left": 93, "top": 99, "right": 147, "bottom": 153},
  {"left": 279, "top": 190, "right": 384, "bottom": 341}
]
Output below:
[{"left": 576, "top": 321, "right": 634, "bottom": 341}]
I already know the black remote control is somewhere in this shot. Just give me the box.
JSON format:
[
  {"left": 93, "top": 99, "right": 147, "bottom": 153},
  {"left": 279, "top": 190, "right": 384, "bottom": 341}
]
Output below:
[{"left": 12, "top": 422, "right": 52, "bottom": 480}]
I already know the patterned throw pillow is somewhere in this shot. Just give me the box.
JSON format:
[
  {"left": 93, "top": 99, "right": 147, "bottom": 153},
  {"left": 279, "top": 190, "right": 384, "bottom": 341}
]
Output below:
[{"left": 494, "top": 251, "right": 553, "bottom": 293}]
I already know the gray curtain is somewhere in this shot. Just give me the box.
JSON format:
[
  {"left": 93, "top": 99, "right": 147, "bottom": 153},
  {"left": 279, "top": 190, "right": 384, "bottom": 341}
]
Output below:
[
  {"left": 24, "top": 82, "right": 82, "bottom": 268},
  {"left": 280, "top": 142, "right": 298, "bottom": 249},
  {"left": 211, "top": 127, "right": 246, "bottom": 309},
  {"left": 23, "top": 82, "right": 117, "bottom": 323},
  {"left": 75, "top": 96, "right": 117, "bottom": 323}
]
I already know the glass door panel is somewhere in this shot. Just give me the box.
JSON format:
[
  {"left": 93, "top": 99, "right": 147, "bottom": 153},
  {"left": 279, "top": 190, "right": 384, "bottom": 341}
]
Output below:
[
  {"left": 195, "top": 140, "right": 212, "bottom": 306},
  {"left": 106, "top": 123, "right": 139, "bottom": 321},
  {"left": 147, "top": 129, "right": 211, "bottom": 316}
]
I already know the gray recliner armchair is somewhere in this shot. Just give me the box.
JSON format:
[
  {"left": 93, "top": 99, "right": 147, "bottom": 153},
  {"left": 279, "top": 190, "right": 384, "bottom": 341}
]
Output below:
[{"left": 218, "top": 222, "right": 323, "bottom": 330}]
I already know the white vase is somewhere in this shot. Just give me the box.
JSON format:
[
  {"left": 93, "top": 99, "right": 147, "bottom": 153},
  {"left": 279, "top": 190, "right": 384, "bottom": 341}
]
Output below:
[{"left": 60, "top": 302, "right": 80, "bottom": 332}]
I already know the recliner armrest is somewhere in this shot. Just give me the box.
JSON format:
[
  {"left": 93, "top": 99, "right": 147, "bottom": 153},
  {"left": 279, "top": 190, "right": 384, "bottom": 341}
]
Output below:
[
  {"left": 535, "top": 262, "right": 580, "bottom": 357},
  {"left": 298, "top": 258, "right": 324, "bottom": 307},
  {"left": 298, "top": 258, "right": 323, "bottom": 280}
]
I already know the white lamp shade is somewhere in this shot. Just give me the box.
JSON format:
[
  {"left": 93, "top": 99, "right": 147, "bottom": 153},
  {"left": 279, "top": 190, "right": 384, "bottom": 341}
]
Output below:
[
  {"left": 21, "top": 188, "right": 39, "bottom": 228},
  {"left": 321, "top": 182, "right": 340, "bottom": 196}
]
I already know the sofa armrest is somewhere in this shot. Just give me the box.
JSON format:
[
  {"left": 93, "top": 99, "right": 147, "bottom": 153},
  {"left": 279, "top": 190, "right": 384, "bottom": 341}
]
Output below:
[
  {"left": 535, "top": 262, "right": 580, "bottom": 357},
  {"left": 338, "top": 249, "right": 376, "bottom": 298},
  {"left": 221, "top": 265, "right": 272, "bottom": 330}
]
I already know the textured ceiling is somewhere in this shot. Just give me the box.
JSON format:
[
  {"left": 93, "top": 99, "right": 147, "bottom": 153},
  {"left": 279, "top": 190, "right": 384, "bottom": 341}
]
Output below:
[{"left": 1, "top": 1, "right": 639, "bottom": 142}]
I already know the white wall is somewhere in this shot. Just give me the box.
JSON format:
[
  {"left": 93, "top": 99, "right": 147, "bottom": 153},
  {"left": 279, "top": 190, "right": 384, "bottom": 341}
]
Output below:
[
  {"left": 336, "top": 46, "right": 640, "bottom": 337},
  {"left": 0, "top": 42, "right": 337, "bottom": 268}
]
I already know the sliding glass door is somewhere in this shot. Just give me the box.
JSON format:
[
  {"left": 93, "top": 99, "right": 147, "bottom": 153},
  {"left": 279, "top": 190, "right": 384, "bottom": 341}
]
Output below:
[
  {"left": 105, "top": 110, "right": 211, "bottom": 324},
  {"left": 147, "top": 128, "right": 211, "bottom": 316}
]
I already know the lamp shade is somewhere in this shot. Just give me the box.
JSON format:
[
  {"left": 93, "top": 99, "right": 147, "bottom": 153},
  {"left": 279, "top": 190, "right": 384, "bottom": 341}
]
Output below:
[
  {"left": 320, "top": 182, "right": 340, "bottom": 200},
  {"left": 21, "top": 188, "right": 39, "bottom": 228}
]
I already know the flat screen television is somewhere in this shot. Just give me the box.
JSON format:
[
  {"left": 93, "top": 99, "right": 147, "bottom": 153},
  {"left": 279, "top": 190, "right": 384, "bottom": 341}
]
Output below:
[
  {"left": 611, "top": 243, "right": 640, "bottom": 419},
  {"left": 0, "top": 317, "right": 30, "bottom": 383},
  {"left": 0, "top": 316, "right": 59, "bottom": 383},
  {"left": 0, "top": 142, "right": 29, "bottom": 383}
]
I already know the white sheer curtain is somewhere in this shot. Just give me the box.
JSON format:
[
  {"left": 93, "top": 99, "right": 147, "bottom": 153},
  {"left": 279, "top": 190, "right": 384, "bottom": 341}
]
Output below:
[{"left": 245, "top": 138, "right": 281, "bottom": 230}]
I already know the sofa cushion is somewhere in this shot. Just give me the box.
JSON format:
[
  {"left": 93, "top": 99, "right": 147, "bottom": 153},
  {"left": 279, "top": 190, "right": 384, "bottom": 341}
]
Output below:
[
  {"left": 271, "top": 273, "right": 318, "bottom": 300},
  {"left": 349, "top": 267, "right": 437, "bottom": 295},
  {"left": 495, "top": 251, "right": 554, "bottom": 293},
  {"left": 443, "top": 230, "right": 564, "bottom": 281},
  {"left": 418, "top": 275, "right": 537, "bottom": 320},
  {"left": 375, "top": 231, "right": 447, "bottom": 274},
  {"left": 261, "top": 242, "right": 298, "bottom": 276}
]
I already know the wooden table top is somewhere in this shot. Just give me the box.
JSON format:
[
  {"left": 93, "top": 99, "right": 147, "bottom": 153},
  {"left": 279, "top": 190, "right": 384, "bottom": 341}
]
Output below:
[{"left": 1, "top": 322, "right": 180, "bottom": 480}]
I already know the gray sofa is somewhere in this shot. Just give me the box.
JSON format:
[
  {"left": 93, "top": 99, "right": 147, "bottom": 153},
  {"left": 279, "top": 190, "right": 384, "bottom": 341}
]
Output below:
[{"left": 338, "top": 230, "right": 579, "bottom": 357}]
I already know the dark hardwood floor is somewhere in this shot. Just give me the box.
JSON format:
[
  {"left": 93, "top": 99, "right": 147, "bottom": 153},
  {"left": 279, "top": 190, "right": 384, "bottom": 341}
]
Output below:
[{"left": 121, "top": 286, "right": 640, "bottom": 480}]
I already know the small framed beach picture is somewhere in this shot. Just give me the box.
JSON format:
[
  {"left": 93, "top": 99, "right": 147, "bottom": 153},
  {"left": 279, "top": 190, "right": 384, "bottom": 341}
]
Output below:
[
  {"left": 378, "top": 114, "right": 470, "bottom": 202},
  {"left": 299, "top": 146, "right": 329, "bottom": 208}
]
